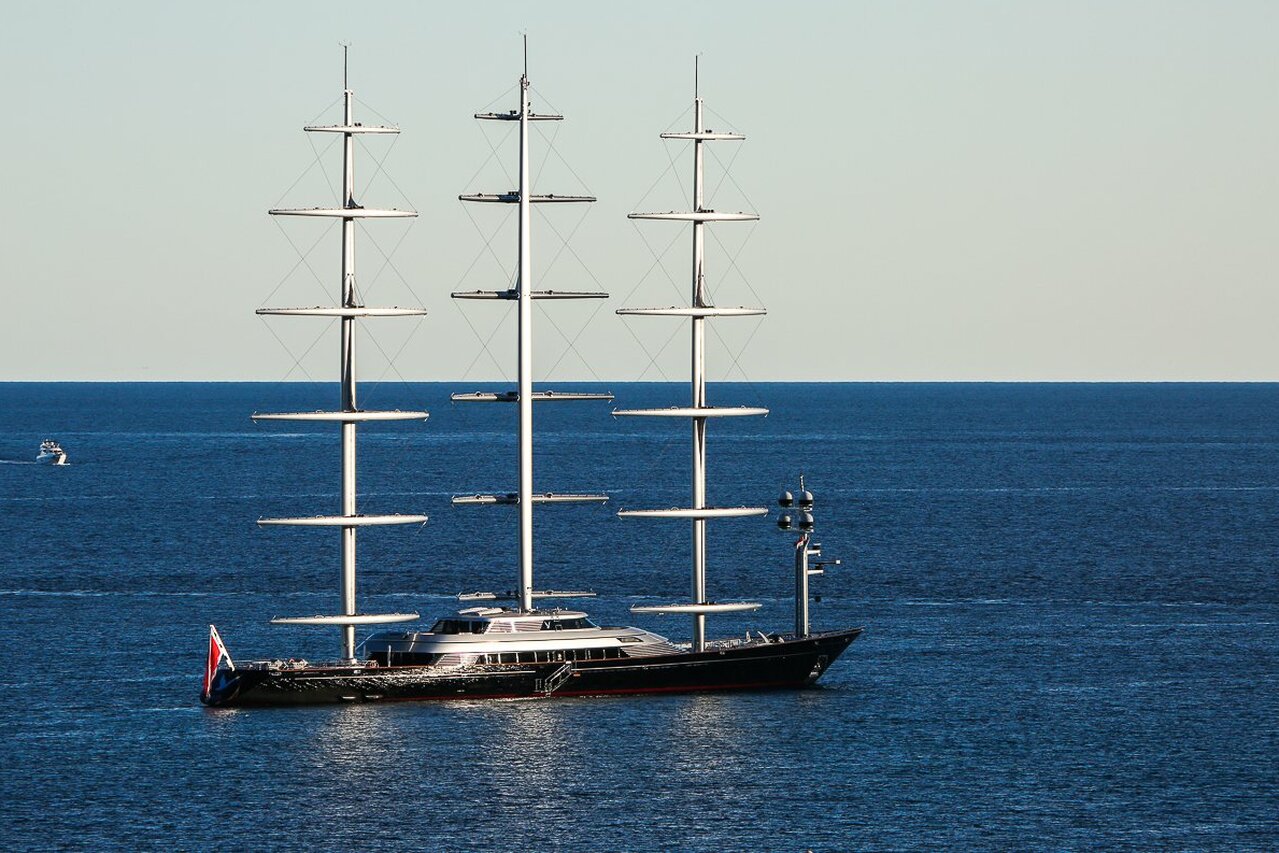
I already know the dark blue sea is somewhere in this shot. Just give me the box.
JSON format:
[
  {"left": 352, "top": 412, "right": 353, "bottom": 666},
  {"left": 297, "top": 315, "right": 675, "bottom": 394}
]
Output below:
[{"left": 1, "top": 382, "right": 1276, "bottom": 850}]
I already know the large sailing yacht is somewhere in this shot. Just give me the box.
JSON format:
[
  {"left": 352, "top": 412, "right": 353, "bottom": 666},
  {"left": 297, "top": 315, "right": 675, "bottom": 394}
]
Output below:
[{"left": 202, "top": 51, "right": 860, "bottom": 708}]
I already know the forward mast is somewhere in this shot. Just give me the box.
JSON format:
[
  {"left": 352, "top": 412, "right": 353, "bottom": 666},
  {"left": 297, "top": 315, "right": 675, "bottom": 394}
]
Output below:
[{"left": 617, "top": 59, "right": 768, "bottom": 652}]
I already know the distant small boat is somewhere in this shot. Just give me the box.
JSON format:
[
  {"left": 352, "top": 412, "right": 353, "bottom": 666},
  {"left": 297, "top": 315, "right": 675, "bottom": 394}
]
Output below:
[{"left": 36, "top": 439, "right": 68, "bottom": 466}]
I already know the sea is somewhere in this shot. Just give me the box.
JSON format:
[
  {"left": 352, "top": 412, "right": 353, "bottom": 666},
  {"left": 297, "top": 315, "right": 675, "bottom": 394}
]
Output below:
[{"left": 1, "top": 382, "right": 1276, "bottom": 851}]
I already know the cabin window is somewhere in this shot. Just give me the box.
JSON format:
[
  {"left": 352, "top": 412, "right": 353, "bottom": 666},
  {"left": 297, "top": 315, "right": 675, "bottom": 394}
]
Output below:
[
  {"left": 538, "top": 617, "right": 600, "bottom": 631},
  {"left": 431, "top": 619, "right": 488, "bottom": 635}
]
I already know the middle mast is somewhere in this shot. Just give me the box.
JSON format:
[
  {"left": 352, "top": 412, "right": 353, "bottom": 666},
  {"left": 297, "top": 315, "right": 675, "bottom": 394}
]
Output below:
[{"left": 453, "top": 42, "right": 611, "bottom": 613}]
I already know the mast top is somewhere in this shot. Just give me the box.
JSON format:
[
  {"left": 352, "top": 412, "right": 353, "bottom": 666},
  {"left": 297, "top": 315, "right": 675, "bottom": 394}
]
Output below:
[
  {"left": 695, "top": 53, "right": 700, "bottom": 100},
  {"left": 342, "top": 42, "right": 349, "bottom": 90}
]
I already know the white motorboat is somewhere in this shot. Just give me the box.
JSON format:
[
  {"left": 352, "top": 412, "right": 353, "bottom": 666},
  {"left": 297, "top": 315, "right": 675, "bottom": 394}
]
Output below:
[{"left": 36, "top": 439, "right": 68, "bottom": 465}]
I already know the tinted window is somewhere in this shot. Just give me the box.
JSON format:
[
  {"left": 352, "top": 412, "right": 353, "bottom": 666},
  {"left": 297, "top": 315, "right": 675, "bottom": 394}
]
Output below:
[{"left": 430, "top": 619, "right": 488, "bottom": 634}]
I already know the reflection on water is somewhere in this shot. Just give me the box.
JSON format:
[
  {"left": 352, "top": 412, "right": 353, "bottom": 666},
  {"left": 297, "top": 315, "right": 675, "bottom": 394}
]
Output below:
[
  {"left": 314, "top": 705, "right": 395, "bottom": 771},
  {"left": 665, "top": 693, "right": 754, "bottom": 774},
  {"left": 485, "top": 700, "right": 569, "bottom": 789}
]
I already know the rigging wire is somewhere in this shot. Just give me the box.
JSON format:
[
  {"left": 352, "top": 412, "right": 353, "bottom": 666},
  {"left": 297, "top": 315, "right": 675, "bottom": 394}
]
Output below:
[
  {"left": 474, "top": 113, "right": 518, "bottom": 190},
  {"left": 362, "top": 314, "right": 429, "bottom": 399},
  {"left": 635, "top": 211, "right": 694, "bottom": 305},
  {"left": 353, "top": 134, "right": 404, "bottom": 205},
  {"left": 705, "top": 135, "right": 745, "bottom": 209},
  {"left": 534, "top": 301, "right": 604, "bottom": 382},
  {"left": 353, "top": 219, "right": 429, "bottom": 405},
  {"left": 531, "top": 118, "right": 562, "bottom": 193},
  {"left": 269, "top": 217, "right": 339, "bottom": 305},
  {"left": 259, "top": 219, "right": 339, "bottom": 308},
  {"left": 662, "top": 139, "right": 691, "bottom": 211},
  {"left": 351, "top": 95, "right": 397, "bottom": 128},
  {"left": 614, "top": 221, "right": 686, "bottom": 381},
  {"left": 458, "top": 308, "right": 515, "bottom": 382},
  {"left": 257, "top": 315, "right": 336, "bottom": 382},
  {"left": 305, "top": 129, "right": 340, "bottom": 206},
  {"left": 460, "top": 122, "right": 517, "bottom": 194},
  {"left": 358, "top": 312, "right": 425, "bottom": 400},
  {"left": 630, "top": 146, "right": 686, "bottom": 215},
  {"left": 309, "top": 94, "right": 345, "bottom": 126},
  {"left": 459, "top": 197, "right": 518, "bottom": 281},
  {"left": 479, "top": 83, "right": 520, "bottom": 115},
  {"left": 452, "top": 202, "right": 518, "bottom": 380},
  {"left": 273, "top": 136, "right": 340, "bottom": 210},
  {"left": 353, "top": 219, "right": 417, "bottom": 305},
  {"left": 704, "top": 221, "right": 770, "bottom": 409},
  {"left": 520, "top": 110, "right": 613, "bottom": 382},
  {"left": 531, "top": 205, "right": 612, "bottom": 379},
  {"left": 705, "top": 221, "right": 766, "bottom": 319},
  {"left": 527, "top": 87, "right": 606, "bottom": 202}
]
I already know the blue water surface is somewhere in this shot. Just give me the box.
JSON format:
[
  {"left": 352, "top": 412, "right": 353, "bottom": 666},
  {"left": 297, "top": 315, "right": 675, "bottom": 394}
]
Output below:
[{"left": 0, "top": 382, "right": 1275, "bottom": 850}]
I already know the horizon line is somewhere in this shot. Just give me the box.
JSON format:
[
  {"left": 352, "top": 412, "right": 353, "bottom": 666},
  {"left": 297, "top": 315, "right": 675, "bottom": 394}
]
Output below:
[{"left": 3, "top": 378, "right": 1279, "bottom": 385}]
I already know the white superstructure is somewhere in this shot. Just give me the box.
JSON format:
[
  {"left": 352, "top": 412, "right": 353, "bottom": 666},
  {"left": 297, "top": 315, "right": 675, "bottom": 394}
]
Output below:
[{"left": 365, "top": 609, "right": 680, "bottom": 668}]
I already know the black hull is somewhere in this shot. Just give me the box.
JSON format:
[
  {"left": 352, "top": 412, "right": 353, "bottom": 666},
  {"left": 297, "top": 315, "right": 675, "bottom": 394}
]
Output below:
[
  {"left": 562, "top": 628, "right": 861, "bottom": 696},
  {"left": 202, "top": 663, "right": 555, "bottom": 707},
  {"left": 203, "top": 628, "right": 861, "bottom": 708}
]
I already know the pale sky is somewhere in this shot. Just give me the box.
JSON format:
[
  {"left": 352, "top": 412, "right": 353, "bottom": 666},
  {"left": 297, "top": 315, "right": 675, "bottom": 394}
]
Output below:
[{"left": 4, "top": 1, "right": 1276, "bottom": 381}]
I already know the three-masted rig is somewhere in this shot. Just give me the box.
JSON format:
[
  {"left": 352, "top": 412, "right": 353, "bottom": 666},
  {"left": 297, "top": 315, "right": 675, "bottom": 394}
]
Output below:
[{"left": 202, "top": 49, "right": 861, "bottom": 708}]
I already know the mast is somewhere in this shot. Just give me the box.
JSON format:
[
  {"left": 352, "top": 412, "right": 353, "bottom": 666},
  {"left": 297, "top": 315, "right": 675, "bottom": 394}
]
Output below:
[
  {"left": 689, "top": 63, "right": 709, "bottom": 650},
  {"left": 256, "top": 50, "right": 428, "bottom": 661},
  {"left": 339, "top": 76, "right": 359, "bottom": 660},
  {"left": 617, "top": 59, "right": 768, "bottom": 652},
  {"left": 516, "top": 60, "right": 535, "bottom": 613},
  {"left": 454, "top": 40, "right": 610, "bottom": 613}
]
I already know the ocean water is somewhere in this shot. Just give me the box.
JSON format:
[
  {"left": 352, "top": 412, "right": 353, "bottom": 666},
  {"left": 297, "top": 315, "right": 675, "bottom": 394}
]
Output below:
[{"left": 1, "top": 382, "right": 1276, "bottom": 850}]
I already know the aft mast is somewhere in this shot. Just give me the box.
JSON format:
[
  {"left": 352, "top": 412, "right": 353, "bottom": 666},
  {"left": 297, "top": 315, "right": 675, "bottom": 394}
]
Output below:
[
  {"left": 617, "top": 58, "right": 768, "bottom": 652},
  {"left": 255, "top": 49, "right": 427, "bottom": 662},
  {"left": 454, "top": 37, "right": 610, "bottom": 613}
]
